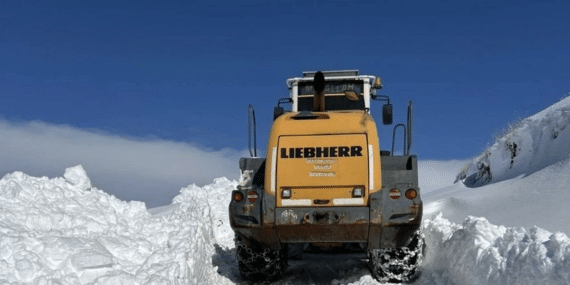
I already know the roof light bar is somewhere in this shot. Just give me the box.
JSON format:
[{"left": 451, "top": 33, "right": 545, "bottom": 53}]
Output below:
[{"left": 303, "top": 70, "right": 359, "bottom": 78}]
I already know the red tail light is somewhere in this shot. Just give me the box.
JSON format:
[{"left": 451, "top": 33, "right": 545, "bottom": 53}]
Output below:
[
  {"left": 389, "top": 188, "right": 401, "bottom": 199},
  {"left": 247, "top": 191, "right": 258, "bottom": 203}
]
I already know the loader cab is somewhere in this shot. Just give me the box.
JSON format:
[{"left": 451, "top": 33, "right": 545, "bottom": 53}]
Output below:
[
  {"left": 286, "top": 70, "right": 374, "bottom": 113},
  {"left": 274, "top": 70, "right": 394, "bottom": 127}
]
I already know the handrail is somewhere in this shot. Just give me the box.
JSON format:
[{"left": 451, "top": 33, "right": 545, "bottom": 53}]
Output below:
[
  {"left": 278, "top": 97, "right": 293, "bottom": 107},
  {"left": 248, "top": 105, "right": 257, "bottom": 157},
  {"left": 391, "top": 124, "right": 406, "bottom": 156},
  {"left": 407, "top": 101, "right": 413, "bottom": 155}
]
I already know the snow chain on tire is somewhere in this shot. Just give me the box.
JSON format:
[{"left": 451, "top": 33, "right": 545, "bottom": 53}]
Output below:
[
  {"left": 368, "top": 230, "right": 426, "bottom": 283},
  {"left": 235, "top": 235, "right": 287, "bottom": 281}
]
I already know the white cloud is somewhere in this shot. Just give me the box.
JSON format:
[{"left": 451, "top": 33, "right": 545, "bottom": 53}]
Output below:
[
  {"left": 0, "top": 120, "right": 246, "bottom": 207},
  {"left": 0, "top": 119, "right": 468, "bottom": 207}
]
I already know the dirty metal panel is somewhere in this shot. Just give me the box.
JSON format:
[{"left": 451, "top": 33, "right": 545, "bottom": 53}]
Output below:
[{"left": 275, "top": 207, "right": 369, "bottom": 243}]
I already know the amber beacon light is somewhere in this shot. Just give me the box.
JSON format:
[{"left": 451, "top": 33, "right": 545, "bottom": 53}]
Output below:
[
  {"left": 232, "top": 191, "right": 244, "bottom": 203},
  {"left": 405, "top": 189, "right": 417, "bottom": 200}
]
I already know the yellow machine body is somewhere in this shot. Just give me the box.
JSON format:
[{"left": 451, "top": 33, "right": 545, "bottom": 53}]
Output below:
[
  {"left": 265, "top": 110, "right": 382, "bottom": 207},
  {"left": 229, "top": 70, "right": 422, "bottom": 269}
]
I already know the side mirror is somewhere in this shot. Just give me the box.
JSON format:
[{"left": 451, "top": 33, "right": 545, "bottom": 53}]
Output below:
[
  {"left": 274, "top": 106, "right": 284, "bottom": 121},
  {"left": 382, "top": 104, "right": 393, "bottom": 125}
]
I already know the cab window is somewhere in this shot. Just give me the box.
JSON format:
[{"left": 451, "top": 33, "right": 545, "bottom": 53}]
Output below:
[{"left": 297, "top": 80, "right": 365, "bottom": 111}]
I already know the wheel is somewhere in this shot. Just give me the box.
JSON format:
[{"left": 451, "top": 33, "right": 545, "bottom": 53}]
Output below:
[
  {"left": 287, "top": 243, "right": 305, "bottom": 260},
  {"left": 235, "top": 234, "right": 288, "bottom": 281},
  {"left": 368, "top": 230, "right": 425, "bottom": 283}
]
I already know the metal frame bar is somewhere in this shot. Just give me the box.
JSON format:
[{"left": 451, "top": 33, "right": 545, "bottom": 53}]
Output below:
[{"left": 248, "top": 105, "right": 257, "bottom": 157}]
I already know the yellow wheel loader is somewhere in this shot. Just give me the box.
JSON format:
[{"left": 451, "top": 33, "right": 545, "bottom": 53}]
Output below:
[{"left": 229, "top": 70, "right": 424, "bottom": 283}]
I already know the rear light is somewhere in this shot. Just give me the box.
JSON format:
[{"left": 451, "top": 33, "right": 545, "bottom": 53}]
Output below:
[
  {"left": 352, "top": 187, "right": 363, "bottom": 197},
  {"left": 389, "top": 188, "right": 401, "bottom": 199},
  {"left": 232, "top": 191, "right": 244, "bottom": 203},
  {"left": 247, "top": 191, "right": 258, "bottom": 203},
  {"left": 405, "top": 189, "right": 417, "bottom": 200},
  {"left": 282, "top": 189, "right": 291, "bottom": 199}
]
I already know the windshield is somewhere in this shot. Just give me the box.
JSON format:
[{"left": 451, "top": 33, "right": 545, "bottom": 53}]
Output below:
[
  {"left": 297, "top": 94, "right": 365, "bottom": 111},
  {"left": 297, "top": 80, "right": 365, "bottom": 111}
]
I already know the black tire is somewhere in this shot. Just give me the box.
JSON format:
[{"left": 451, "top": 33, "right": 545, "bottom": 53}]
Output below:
[
  {"left": 287, "top": 244, "right": 304, "bottom": 260},
  {"left": 235, "top": 234, "right": 288, "bottom": 281},
  {"left": 368, "top": 231, "right": 425, "bottom": 283}
]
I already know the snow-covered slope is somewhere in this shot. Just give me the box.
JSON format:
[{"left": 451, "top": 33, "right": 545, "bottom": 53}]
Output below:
[
  {"left": 425, "top": 157, "right": 570, "bottom": 234},
  {"left": 424, "top": 96, "right": 570, "bottom": 234},
  {"left": 457, "top": 96, "right": 570, "bottom": 187},
  {"left": 416, "top": 96, "right": 570, "bottom": 284}
]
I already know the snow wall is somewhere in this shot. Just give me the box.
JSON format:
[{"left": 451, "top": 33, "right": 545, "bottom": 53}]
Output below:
[
  {"left": 2, "top": 165, "right": 570, "bottom": 284},
  {"left": 0, "top": 165, "right": 236, "bottom": 284}
]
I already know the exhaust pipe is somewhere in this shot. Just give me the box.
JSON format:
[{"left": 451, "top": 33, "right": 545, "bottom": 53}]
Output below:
[{"left": 313, "top": 71, "right": 325, "bottom": 112}]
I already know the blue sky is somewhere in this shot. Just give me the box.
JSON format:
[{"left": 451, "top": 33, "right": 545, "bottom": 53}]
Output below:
[{"left": 2, "top": 0, "right": 569, "bottom": 161}]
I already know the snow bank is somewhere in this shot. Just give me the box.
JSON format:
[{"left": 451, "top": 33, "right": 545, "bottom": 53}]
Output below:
[
  {"left": 458, "top": 96, "right": 570, "bottom": 187},
  {"left": 422, "top": 213, "right": 570, "bottom": 285},
  {"left": 0, "top": 165, "right": 237, "bottom": 284},
  {"left": 3, "top": 165, "right": 570, "bottom": 284},
  {"left": 321, "top": 213, "right": 570, "bottom": 285}
]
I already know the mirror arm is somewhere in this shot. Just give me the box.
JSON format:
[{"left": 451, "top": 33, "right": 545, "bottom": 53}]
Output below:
[
  {"left": 371, "top": 94, "right": 390, "bottom": 104},
  {"left": 278, "top": 97, "right": 293, "bottom": 107}
]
